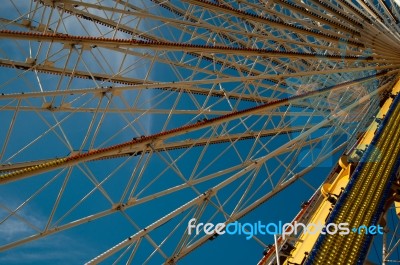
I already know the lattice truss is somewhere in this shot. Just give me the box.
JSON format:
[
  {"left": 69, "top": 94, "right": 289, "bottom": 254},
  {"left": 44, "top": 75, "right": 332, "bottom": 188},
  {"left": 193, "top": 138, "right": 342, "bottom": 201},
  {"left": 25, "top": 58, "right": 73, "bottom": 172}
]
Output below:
[{"left": 0, "top": 0, "right": 400, "bottom": 264}]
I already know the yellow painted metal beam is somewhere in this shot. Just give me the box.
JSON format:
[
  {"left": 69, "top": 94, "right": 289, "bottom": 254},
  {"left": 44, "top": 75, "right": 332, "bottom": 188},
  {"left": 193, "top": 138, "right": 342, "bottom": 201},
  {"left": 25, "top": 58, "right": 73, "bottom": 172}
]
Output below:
[{"left": 282, "top": 78, "right": 400, "bottom": 264}]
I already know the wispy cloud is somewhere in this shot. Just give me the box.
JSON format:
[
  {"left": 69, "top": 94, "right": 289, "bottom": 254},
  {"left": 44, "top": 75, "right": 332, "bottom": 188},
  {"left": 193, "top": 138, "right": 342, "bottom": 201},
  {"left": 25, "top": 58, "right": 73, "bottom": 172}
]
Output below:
[
  {"left": 0, "top": 217, "right": 32, "bottom": 241},
  {"left": 0, "top": 234, "right": 97, "bottom": 265},
  {"left": 0, "top": 194, "right": 97, "bottom": 264}
]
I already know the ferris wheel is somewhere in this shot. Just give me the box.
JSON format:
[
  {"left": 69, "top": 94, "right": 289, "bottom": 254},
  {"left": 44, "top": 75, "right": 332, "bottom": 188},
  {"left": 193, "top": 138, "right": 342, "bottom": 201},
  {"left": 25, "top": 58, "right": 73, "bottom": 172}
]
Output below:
[{"left": 1, "top": 0, "right": 400, "bottom": 264}]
